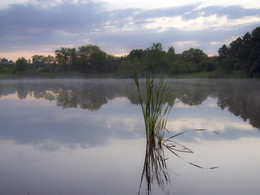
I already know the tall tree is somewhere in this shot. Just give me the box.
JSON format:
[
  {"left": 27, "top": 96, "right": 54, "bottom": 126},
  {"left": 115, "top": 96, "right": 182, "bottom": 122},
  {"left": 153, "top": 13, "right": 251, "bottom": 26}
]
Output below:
[
  {"left": 144, "top": 43, "right": 168, "bottom": 73},
  {"left": 248, "top": 27, "right": 260, "bottom": 76},
  {"left": 218, "top": 44, "right": 229, "bottom": 58},
  {"left": 32, "top": 55, "right": 45, "bottom": 69},
  {"left": 15, "top": 57, "right": 28, "bottom": 72},
  {"left": 167, "top": 46, "right": 176, "bottom": 62},
  {"left": 127, "top": 49, "right": 145, "bottom": 60},
  {"left": 182, "top": 48, "right": 207, "bottom": 64},
  {"left": 77, "top": 44, "right": 107, "bottom": 73},
  {"left": 55, "top": 47, "right": 77, "bottom": 71},
  {"left": 218, "top": 26, "right": 260, "bottom": 76}
]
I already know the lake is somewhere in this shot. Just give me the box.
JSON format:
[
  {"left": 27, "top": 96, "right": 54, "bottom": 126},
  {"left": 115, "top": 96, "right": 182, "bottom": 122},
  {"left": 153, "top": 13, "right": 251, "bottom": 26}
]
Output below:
[{"left": 0, "top": 78, "right": 259, "bottom": 195}]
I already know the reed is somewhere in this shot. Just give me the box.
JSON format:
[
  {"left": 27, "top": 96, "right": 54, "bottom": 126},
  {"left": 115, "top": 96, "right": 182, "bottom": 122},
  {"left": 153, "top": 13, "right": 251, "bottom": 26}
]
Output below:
[
  {"left": 134, "top": 74, "right": 172, "bottom": 143},
  {"left": 135, "top": 74, "right": 173, "bottom": 195},
  {"left": 135, "top": 74, "right": 218, "bottom": 195}
]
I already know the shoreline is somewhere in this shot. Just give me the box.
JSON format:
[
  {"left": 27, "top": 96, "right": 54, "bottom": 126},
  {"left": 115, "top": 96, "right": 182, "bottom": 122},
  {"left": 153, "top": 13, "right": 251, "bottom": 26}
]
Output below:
[{"left": 0, "top": 70, "right": 255, "bottom": 80}]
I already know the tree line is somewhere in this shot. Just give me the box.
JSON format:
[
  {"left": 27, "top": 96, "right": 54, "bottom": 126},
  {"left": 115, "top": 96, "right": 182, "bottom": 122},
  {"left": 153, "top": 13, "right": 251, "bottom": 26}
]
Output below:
[
  {"left": 1, "top": 26, "right": 259, "bottom": 77},
  {"left": 218, "top": 26, "right": 260, "bottom": 77}
]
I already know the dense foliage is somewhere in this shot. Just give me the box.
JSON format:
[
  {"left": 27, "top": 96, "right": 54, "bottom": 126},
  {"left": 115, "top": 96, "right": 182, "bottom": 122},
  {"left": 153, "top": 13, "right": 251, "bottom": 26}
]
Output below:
[
  {"left": 218, "top": 27, "right": 260, "bottom": 77},
  {"left": 1, "top": 26, "right": 259, "bottom": 77}
]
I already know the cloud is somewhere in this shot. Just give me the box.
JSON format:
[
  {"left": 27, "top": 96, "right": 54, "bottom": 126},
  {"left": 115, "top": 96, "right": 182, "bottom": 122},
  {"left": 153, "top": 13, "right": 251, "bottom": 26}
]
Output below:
[
  {"left": 0, "top": 1, "right": 108, "bottom": 51},
  {"left": 134, "top": 3, "right": 200, "bottom": 19},
  {"left": 133, "top": 4, "right": 260, "bottom": 32},
  {"left": 0, "top": 0, "right": 260, "bottom": 58},
  {"left": 194, "top": 5, "right": 260, "bottom": 20}
]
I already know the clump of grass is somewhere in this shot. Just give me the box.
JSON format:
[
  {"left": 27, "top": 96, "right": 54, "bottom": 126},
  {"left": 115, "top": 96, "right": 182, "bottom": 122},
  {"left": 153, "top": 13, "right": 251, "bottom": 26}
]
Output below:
[
  {"left": 135, "top": 74, "right": 173, "bottom": 195},
  {"left": 135, "top": 74, "right": 218, "bottom": 195},
  {"left": 134, "top": 74, "right": 172, "bottom": 144}
]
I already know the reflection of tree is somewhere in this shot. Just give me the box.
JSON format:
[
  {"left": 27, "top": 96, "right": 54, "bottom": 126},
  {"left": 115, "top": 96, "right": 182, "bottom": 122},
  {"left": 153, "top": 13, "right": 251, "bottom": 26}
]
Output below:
[
  {"left": 77, "top": 85, "right": 109, "bottom": 110},
  {"left": 0, "top": 79, "right": 259, "bottom": 128},
  {"left": 168, "top": 80, "right": 211, "bottom": 106},
  {"left": 56, "top": 89, "right": 78, "bottom": 108},
  {"left": 216, "top": 80, "right": 260, "bottom": 128},
  {"left": 16, "top": 83, "right": 30, "bottom": 100},
  {"left": 34, "top": 91, "right": 56, "bottom": 101},
  {"left": 178, "top": 92, "right": 207, "bottom": 106}
]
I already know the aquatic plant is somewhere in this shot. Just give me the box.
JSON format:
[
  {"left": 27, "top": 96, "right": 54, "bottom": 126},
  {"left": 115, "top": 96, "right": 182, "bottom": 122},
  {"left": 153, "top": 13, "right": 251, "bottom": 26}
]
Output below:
[
  {"left": 134, "top": 74, "right": 172, "bottom": 143},
  {"left": 135, "top": 74, "right": 218, "bottom": 195},
  {"left": 135, "top": 74, "right": 173, "bottom": 195}
]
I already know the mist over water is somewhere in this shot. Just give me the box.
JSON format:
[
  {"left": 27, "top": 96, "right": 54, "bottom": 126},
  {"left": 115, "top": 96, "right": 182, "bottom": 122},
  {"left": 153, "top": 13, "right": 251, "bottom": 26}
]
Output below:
[{"left": 0, "top": 79, "right": 259, "bottom": 195}]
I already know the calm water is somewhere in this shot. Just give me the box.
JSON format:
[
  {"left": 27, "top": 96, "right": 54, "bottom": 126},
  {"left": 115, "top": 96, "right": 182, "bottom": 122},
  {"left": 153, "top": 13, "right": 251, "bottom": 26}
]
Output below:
[{"left": 0, "top": 79, "right": 259, "bottom": 195}]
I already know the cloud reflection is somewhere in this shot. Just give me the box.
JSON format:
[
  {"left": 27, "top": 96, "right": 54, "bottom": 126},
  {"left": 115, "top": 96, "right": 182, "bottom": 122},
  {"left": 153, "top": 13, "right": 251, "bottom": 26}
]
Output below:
[{"left": 0, "top": 93, "right": 144, "bottom": 151}]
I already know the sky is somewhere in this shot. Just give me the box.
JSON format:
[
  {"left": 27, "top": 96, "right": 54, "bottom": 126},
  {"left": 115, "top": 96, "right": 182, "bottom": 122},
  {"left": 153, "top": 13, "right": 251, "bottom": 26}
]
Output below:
[{"left": 0, "top": 0, "right": 260, "bottom": 61}]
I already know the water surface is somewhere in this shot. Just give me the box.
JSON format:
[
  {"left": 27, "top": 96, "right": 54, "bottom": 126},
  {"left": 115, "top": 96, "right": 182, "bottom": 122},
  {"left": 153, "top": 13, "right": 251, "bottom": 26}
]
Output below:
[{"left": 0, "top": 79, "right": 259, "bottom": 195}]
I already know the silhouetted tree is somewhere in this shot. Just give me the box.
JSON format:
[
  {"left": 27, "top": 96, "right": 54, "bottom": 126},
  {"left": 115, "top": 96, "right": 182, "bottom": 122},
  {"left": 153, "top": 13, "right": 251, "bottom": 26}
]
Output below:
[{"left": 15, "top": 57, "right": 28, "bottom": 72}]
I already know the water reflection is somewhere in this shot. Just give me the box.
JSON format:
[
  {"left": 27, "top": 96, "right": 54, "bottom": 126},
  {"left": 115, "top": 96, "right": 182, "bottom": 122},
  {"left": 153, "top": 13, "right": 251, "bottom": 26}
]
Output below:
[
  {"left": 0, "top": 79, "right": 259, "bottom": 128},
  {"left": 0, "top": 96, "right": 142, "bottom": 150},
  {"left": 0, "top": 79, "right": 259, "bottom": 148},
  {"left": 0, "top": 79, "right": 260, "bottom": 195},
  {"left": 138, "top": 134, "right": 170, "bottom": 195},
  {"left": 0, "top": 79, "right": 259, "bottom": 147}
]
